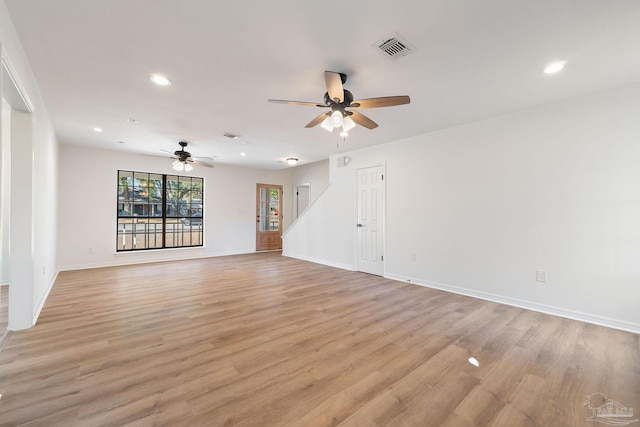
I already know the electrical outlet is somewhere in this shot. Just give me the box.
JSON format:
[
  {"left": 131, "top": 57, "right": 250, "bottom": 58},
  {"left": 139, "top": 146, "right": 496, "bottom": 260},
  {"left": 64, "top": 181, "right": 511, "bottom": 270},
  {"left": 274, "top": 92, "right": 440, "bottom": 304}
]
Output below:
[
  {"left": 536, "top": 270, "right": 547, "bottom": 283},
  {"left": 410, "top": 251, "right": 417, "bottom": 262},
  {"left": 88, "top": 247, "right": 93, "bottom": 254}
]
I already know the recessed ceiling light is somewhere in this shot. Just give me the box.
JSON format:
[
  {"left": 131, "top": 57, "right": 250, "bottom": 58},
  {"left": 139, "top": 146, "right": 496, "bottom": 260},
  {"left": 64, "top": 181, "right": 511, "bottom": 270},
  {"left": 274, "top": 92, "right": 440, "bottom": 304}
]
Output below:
[
  {"left": 544, "top": 61, "right": 567, "bottom": 74},
  {"left": 240, "top": 152, "right": 247, "bottom": 156},
  {"left": 93, "top": 127, "right": 103, "bottom": 132},
  {"left": 126, "top": 118, "right": 138, "bottom": 123},
  {"left": 150, "top": 73, "right": 172, "bottom": 86},
  {"left": 118, "top": 141, "right": 126, "bottom": 144}
]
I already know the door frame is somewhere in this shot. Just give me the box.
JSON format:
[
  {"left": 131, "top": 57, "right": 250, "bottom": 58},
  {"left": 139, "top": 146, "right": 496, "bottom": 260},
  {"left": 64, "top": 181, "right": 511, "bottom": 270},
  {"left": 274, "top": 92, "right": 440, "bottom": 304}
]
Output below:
[
  {"left": 355, "top": 163, "right": 386, "bottom": 276},
  {"left": 255, "top": 183, "right": 283, "bottom": 251}
]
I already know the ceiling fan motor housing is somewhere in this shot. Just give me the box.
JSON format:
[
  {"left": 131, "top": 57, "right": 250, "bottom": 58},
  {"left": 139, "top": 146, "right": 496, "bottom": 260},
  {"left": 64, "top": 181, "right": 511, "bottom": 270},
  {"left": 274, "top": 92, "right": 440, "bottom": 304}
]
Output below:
[
  {"left": 175, "top": 141, "right": 191, "bottom": 159},
  {"left": 323, "top": 89, "right": 354, "bottom": 107}
]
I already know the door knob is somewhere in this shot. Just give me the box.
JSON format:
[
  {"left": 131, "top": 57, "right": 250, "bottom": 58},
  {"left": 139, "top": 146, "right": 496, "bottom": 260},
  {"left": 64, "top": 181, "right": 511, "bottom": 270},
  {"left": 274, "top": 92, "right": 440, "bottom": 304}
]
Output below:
[{"left": 357, "top": 223, "right": 364, "bottom": 228}]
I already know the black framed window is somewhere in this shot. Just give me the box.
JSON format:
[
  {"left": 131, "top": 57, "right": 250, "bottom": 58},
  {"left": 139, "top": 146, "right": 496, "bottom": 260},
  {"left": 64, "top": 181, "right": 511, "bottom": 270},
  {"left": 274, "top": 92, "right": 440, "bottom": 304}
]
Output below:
[{"left": 117, "top": 170, "right": 204, "bottom": 251}]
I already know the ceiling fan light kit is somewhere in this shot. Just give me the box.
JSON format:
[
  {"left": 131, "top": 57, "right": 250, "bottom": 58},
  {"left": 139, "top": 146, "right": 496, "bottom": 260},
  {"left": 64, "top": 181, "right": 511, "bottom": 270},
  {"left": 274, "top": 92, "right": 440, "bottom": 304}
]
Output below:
[
  {"left": 172, "top": 159, "right": 193, "bottom": 172},
  {"left": 320, "top": 117, "right": 333, "bottom": 132},
  {"left": 268, "top": 70, "right": 410, "bottom": 134},
  {"left": 343, "top": 116, "right": 356, "bottom": 132}
]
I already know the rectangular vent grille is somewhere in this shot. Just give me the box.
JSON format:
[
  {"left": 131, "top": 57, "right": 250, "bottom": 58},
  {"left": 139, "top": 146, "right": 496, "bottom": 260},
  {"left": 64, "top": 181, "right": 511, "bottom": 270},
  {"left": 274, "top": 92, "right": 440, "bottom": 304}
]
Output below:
[
  {"left": 375, "top": 32, "right": 415, "bottom": 60},
  {"left": 223, "top": 132, "right": 241, "bottom": 139}
]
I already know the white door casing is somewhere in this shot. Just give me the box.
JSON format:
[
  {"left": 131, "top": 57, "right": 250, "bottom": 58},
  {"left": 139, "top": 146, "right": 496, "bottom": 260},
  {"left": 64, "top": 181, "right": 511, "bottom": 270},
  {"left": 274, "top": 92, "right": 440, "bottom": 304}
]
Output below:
[{"left": 356, "top": 165, "right": 384, "bottom": 276}]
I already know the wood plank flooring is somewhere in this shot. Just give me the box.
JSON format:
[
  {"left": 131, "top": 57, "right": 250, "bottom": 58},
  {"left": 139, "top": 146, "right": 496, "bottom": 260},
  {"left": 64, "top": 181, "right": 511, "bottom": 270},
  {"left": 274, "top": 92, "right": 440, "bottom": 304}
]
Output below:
[{"left": 0, "top": 252, "right": 638, "bottom": 426}]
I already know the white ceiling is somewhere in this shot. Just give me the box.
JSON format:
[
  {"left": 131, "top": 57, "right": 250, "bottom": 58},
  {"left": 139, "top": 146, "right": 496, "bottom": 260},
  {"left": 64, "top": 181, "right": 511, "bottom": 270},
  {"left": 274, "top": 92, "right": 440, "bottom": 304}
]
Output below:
[{"left": 4, "top": 0, "right": 640, "bottom": 170}]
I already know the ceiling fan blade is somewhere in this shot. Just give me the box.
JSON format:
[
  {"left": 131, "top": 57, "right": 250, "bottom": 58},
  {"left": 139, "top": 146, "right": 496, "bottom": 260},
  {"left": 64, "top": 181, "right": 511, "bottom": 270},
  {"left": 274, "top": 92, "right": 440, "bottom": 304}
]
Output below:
[
  {"left": 143, "top": 153, "right": 176, "bottom": 160},
  {"left": 350, "top": 96, "right": 410, "bottom": 109},
  {"left": 349, "top": 111, "right": 378, "bottom": 129},
  {"left": 305, "top": 112, "right": 329, "bottom": 128},
  {"left": 190, "top": 159, "right": 214, "bottom": 168},
  {"left": 324, "top": 71, "right": 344, "bottom": 103},
  {"left": 268, "top": 99, "right": 325, "bottom": 107}
]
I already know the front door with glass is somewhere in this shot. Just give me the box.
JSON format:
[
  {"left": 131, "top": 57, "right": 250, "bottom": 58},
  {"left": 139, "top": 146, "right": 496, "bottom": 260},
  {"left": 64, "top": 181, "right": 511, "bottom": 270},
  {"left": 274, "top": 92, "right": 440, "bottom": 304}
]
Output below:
[{"left": 256, "top": 184, "right": 283, "bottom": 251}]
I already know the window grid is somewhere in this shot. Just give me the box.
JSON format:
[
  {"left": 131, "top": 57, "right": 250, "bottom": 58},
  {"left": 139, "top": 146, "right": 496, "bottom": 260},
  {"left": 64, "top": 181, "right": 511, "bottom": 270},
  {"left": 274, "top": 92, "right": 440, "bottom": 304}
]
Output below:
[{"left": 117, "top": 170, "right": 204, "bottom": 251}]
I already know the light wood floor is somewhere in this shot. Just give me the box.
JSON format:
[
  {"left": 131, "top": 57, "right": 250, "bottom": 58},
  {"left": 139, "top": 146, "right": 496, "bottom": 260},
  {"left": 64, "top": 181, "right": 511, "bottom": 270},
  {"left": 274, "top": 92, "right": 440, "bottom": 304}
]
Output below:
[{"left": 0, "top": 253, "right": 638, "bottom": 426}]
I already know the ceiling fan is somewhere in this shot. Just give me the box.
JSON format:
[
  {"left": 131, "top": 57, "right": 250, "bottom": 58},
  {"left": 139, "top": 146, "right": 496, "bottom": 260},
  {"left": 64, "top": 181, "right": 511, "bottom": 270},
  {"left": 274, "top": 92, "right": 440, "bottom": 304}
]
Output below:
[
  {"left": 268, "top": 71, "right": 410, "bottom": 134},
  {"left": 160, "top": 141, "right": 214, "bottom": 171}
]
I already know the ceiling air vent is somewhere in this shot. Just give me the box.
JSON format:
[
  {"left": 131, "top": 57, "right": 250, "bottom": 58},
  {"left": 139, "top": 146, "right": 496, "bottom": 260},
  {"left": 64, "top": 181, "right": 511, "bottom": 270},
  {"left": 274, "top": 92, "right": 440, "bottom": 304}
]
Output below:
[
  {"left": 223, "top": 132, "right": 241, "bottom": 139},
  {"left": 375, "top": 32, "right": 415, "bottom": 60}
]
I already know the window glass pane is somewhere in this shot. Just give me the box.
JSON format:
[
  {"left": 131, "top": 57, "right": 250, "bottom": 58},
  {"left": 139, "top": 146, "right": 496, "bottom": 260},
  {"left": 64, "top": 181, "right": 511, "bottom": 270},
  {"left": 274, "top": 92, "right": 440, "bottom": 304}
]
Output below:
[
  {"left": 178, "top": 177, "right": 192, "bottom": 191},
  {"left": 133, "top": 171, "right": 149, "bottom": 188},
  {"left": 166, "top": 176, "right": 180, "bottom": 217},
  {"left": 117, "top": 218, "right": 134, "bottom": 250},
  {"left": 119, "top": 170, "right": 133, "bottom": 185},
  {"left": 164, "top": 218, "right": 182, "bottom": 248},
  {"left": 149, "top": 174, "right": 163, "bottom": 208},
  {"left": 259, "top": 200, "right": 269, "bottom": 231}
]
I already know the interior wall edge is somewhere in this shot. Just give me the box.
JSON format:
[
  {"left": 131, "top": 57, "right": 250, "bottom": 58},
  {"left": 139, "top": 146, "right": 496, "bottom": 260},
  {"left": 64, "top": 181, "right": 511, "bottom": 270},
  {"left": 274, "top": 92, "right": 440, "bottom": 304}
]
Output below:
[{"left": 29, "top": 269, "right": 58, "bottom": 329}]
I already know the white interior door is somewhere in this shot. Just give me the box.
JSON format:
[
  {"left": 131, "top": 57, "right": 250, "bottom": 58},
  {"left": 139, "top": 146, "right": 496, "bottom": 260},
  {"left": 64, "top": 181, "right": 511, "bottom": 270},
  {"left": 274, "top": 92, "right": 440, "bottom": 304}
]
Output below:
[{"left": 357, "top": 166, "right": 384, "bottom": 275}]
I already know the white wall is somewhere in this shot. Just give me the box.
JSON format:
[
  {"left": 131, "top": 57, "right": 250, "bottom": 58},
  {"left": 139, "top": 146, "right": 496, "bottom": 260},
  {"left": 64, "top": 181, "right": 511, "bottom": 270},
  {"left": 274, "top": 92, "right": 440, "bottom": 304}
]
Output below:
[
  {"left": 267, "top": 159, "right": 329, "bottom": 231},
  {"left": 284, "top": 82, "right": 640, "bottom": 333},
  {"left": 1, "top": 3, "right": 59, "bottom": 330},
  {"left": 57, "top": 144, "right": 269, "bottom": 270}
]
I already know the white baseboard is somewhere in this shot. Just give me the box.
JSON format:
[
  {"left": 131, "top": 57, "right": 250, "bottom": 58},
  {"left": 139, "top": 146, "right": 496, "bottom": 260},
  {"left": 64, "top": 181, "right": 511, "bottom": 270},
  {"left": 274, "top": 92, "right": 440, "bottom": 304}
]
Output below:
[
  {"left": 58, "top": 249, "right": 253, "bottom": 272},
  {"left": 32, "top": 270, "right": 59, "bottom": 327},
  {"left": 385, "top": 273, "right": 640, "bottom": 335},
  {"left": 282, "top": 252, "right": 355, "bottom": 272}
]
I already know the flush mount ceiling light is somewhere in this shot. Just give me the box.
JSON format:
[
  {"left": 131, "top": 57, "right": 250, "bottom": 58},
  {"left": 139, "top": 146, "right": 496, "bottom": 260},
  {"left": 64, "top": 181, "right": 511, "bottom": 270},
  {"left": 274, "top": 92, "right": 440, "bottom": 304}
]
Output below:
[
  {"left": 544, "top": 61, "right": 567, "bottom": 74},
  {"left": 286, "top": 157, "right": 299, "bottom": 166},
  {"left": 150, "top": 73, "right": 172, "bottom": 86},
  {"left": 93, "top": 127, "right": 103, "bottom": 132},
  {"left": 240, "top": 152, "right": 247, "bottom": 156}
]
